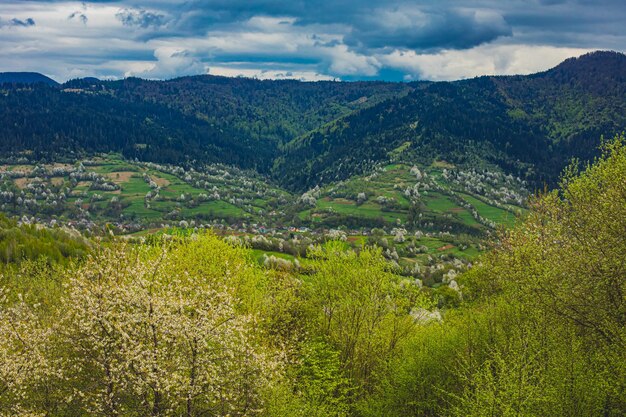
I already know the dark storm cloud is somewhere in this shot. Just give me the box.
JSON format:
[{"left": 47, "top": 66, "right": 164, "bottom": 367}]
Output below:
[
  {"left": 161, "top": 0, "right": 513, "bottom": 51},
  {"left": 344, "top": 8, "right": 512, "bottom": 52},
  {"left": 113, "top": 0, "right": 625, "bottom": 53}
]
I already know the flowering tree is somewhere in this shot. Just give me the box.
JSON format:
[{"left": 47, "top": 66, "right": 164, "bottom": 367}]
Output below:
[{"left": 1, "top": 235, "right": 280, "bottom": 416}]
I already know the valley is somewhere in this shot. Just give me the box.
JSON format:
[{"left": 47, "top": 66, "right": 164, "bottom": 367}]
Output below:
[
  {"left": 0, "top": 152, "right": 528, "bottom": 281},
  {"left": 0, "top": 46, "right": 624, "bottom": 416},
  {"left": 1, "top": 50, "right": 623, "bottom": 288}
]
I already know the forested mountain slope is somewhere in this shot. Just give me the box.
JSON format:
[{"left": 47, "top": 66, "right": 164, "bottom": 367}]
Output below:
[
  {"left": 276, "top": 51, "right": 626, "bottom": 189},
  {"left": 0, "top": 51, "right": 624, "bottom": 190},
  {"left": 0, "top": 84, "right": 273, "bottom": 169},
  {"left": 0, "top": 77, "right": 410, "bottom": 171},
  {"left": 70, "top": 76, "right": 413, "bottom": 147}
]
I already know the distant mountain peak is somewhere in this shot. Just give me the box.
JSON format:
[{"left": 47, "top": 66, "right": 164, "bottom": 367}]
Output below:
[
  {"left": 566, "top": 50, "right": 625, "bottom": 62},
  {"left": 544, "top": 50, "right": 626, "bottom": 80},
  {"left": 0, "top": 72, "right": 59, "bottom": 86}
]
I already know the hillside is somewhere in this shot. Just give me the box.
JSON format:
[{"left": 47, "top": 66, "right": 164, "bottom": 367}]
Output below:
[
  {"left": 0, "top": 85, "right": 264, "bottom": 168},
  {"left": 0, "top": 77, "right": 410, "bottom": 172},
  {"left": 276, "top": 51, "right": 626, "bottom": 189},
  {"left": 0, "top": 52, "right": 624, "bottom": 190},
  {"left": 0, "top": 154, "right": 526, "bottom": 229},
  {"left": 0, "top": 135, "right": 624, "bottom": 416},
  {"left": 70, "top": 76, "right": 412, "bottom": 148},
  {"left": 0, "top": 152, "right": 531, "bottom": 282}
]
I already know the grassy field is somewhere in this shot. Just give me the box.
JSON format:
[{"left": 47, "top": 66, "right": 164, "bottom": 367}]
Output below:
[
  {"left": 2, "top": 155, "right": 275, "bottom": 224},
  {"left": 314, "top": 198, "right": 407, "bottom": 222},
  {"left": 2, "top": 156, "right": 527, "bottom": 238},
  {"left": 459, "top": 193, "right": 518, "bottom": 227},
  {"left": 182, "top": 201, "right": 246, "bottom": 218},
  {"left": 297, "top": 163, "right": 525, "bottom": 232}
]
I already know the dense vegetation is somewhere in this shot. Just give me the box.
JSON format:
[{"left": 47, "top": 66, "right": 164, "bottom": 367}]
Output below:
[
  {"left": 1, "top": 51, "right": 624, "bottom": 190},
  {"left": 0, "top": 77, "right": 409, "bottom": 172},
  {"left": 276, "top": 51, "right": 626, "bottom": 189},
  {"left": 1, "top": 135, "right": 624, "bottom": 416},
  {"left": 0, "top": 214, "right": 88, "bottom": 266}
]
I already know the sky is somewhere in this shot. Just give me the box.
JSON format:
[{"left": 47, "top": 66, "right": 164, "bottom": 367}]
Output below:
[{"left": 0, "top": 0, "right": 624, "bottom": 82}]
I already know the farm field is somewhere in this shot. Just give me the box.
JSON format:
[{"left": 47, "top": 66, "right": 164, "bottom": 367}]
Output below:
[
  {"left": 0, "top": 154, "right": 292, "bottom": 227},
  {"left": 1, "top": 156, "right": 527, "bottom": 235},
  {"left": 297, "top": 163, "right": 527, "bottom": 233}
]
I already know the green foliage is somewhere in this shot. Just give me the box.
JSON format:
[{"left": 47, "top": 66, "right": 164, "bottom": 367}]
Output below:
[
  {"left": 1, "top": 135, "right": 626, "bottom": 416},
  {"left": 454, "top": 134, "right": 626, "bottom": 415},
  {"left": 0, "top": 214, "right": 88, "bottom": 266},
  {"left": 0, "top": 233, "right": 277, "bottom": 416},
  {"left": 294, "top": 339, "right": 352, "bottom": 416},
  {"left": 302, "top": 243, "right": 426, "bottom": 397}
]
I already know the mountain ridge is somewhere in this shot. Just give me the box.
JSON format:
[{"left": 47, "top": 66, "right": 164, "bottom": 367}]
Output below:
[
  {"left": 0, "top": 72, "right": 59, "bottom": 85},
  {"left": 274, "top": 51, "right": 626, "bottom": 189},
  {"left": 0, "top": 50, "right": 624, "bottom": 192}
]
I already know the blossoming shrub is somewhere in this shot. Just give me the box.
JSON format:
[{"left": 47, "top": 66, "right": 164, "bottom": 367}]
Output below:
[{"left": 0, "top": 234, "right": 279, "bottom": 416}]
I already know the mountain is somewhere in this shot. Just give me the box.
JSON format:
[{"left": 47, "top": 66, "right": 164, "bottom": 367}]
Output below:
[
  {"left": 0, "top": 51, "right": 624, "bottom": 190},
  {"left": 0, "top": 72, "right": 58, "bottom": 85},
  {"left": 275, "top": 51, "right": 626, "bottom": 189},
  {"left": 0, "top": 77, "right": 410, "bottom": 171},
  {"left": 0, "top": 84, "right": 264, "bottom": 168}
]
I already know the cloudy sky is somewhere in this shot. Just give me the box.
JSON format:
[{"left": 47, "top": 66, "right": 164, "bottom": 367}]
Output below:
[{"left": 1, "top": 0, "right": 624, "bottom": 82}]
